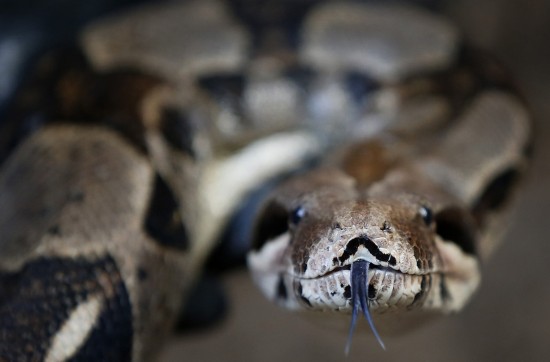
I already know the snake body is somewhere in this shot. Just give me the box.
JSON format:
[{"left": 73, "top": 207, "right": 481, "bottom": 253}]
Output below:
[{"left": 0, "top": 0, "right": 531, "bottom": 360}]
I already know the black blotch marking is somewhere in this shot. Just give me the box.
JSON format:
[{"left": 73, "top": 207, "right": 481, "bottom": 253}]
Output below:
[
  {"left": 62, "top": 69, "right": 160, "bottom": 155},
  {"left": 343, "top": 285, "right": 352, "bottom": 300},
  {"left": 251, "top": 200, "right": 289, "bottom": 251},
  {"left": 277, "top": 275, "right": 287, "bottom": 300},
  {"left": 295, "top": 255, "right": 309, "bottom": 276},
  {"left": 403, "top": 45, "right": 525, "bottom": 122},
  {"left": 47, "top": 224, "right": 61, "bottom": 236},
  {"left": 198, "top": 74, "right": 246, "bottom": 125},
  {"left": 137, "top": 268, "right": 148, "bottom": 282},
  {"left": 367, "top": 284, "right": 376, "bottom": 300},
  {"left": 284, "top": 66, "right": 316, "bottom": 92},
  {"left": 411, "top": 276, "right": 427, "bottom": 307},
  {"left": 296, "top": 283, "right": 312, "bottom": 307},
  {"left": 87, "top": 70, "right": 162, "bottom": 155},
  {"left": 440, "top": 276, "right": 451, "bottom": 302},
  {"left": 416, "top": 259, "right": 422, "bottom": 269},
  {"left": 332, "top": 257, "right": 339, "bottom": 266},
  {"left": 523, "top": 138, "right": 535, "bottom": 160},
  {"left": 5, "top": 49, "right": 163, "bottom": 154},
  {"left": 39, "top": 206, "right": 53, "bottom": 219},
  {"left": 198, "top": 73, "right": 243, "bottom": 94},
  {"left": 301, "top": 296, "right": 312, "bottom": 307},
  {"left": 0, "top": 256, "right": 133, "bottom": 361},
  {"left": 460, "top": 46, "right": 524, "bottom": 95},
  {"left": 472, "top": 168, "right": 520, "bottom": 224},
  {"left": 68, "top": 190, "right": 85, "bottom": 203},
  {"left": 339, "top": 236, "right": 397, "bottom": 266},
  {"left": 226, "top": 0, "right": 319, "bottom": 49},
  {"left": 344, "top": 71, "right": 380, "bottom": 104},
  {"left": 435, "top": 208, "right": 477, "bottom": 255},
  {"left": 144, "top": 174, "right": 189, "bottom": 251},
  {"left": 158, "top": 107, "right": 197, "bottom": 158},
  {"left": 0, "top": 47, "right": 161, "bottom": 162},
  {"left": 0, "top": 49, "right": 85, "bottom": 164},
  {"left": 419, "top": 205, "right": 433, "bottom": 225}
]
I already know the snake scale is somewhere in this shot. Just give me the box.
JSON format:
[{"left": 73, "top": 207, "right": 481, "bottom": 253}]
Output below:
[{"left": 0, "top": 0, "right": 532, "bottom": 361}]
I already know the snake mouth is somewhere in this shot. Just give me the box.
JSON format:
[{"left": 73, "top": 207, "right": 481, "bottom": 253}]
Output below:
[{"left": 308, "top": 260, "right": 407, "bottom": 281}]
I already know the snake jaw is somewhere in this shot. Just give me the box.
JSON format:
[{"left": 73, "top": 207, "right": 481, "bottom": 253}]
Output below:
[{"left": 346, "top": 259, "right": 386, "bottom": 355}]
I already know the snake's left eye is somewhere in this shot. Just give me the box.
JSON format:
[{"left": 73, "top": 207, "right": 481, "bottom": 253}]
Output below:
[{"left": 419, "top": 205, "right": 433, "bottom": 225}]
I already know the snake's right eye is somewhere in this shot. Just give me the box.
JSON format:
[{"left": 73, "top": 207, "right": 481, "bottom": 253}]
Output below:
[
  {"left": 289, "top": 206, "right": 306, "bottom": 225},
  {"left": 251, "top": 200, "right": 289, "bottom": 251}
]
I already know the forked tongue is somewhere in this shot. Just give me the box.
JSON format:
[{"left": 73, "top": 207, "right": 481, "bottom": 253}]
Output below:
[{"left": 345, "top": 259, "right": 386, "bottom": 355}]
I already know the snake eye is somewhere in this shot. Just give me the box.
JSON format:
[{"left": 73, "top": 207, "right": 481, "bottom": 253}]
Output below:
[
  {"left": 419, "top": 205, "right": 433, "bottom": 225},
  {"left": 290, "top": 206, "right": 306, "bottom": 225}
]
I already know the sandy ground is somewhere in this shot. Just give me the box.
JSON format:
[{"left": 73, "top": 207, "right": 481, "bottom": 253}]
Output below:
[{"left": 159, "top": 1, "right": 550, "bottom": 361}]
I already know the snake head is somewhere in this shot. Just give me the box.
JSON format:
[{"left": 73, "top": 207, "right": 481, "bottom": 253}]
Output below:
[{"left": 247, "top": 167, "right": 481, "bottom": 337}]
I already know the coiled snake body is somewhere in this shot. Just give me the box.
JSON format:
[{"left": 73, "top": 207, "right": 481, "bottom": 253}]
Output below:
[{"left": 0, "top": 0, "right": 532, "bottom": 360}]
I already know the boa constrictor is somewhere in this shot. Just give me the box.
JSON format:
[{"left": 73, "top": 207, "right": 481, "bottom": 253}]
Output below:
[{"left": 0, "top": 0, "right": 531, "bottom": 361}]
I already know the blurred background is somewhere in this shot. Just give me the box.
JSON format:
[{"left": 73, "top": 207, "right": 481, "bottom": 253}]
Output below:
[{"left": 1, "top": 0, "right": 548, "bottom": 361}]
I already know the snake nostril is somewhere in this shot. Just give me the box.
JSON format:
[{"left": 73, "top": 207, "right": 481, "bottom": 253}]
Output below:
[{"left": 380, "top": 221, "right": 392, "bottom": 232}]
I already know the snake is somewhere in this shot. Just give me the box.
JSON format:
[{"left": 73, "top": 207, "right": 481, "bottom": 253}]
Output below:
[{"left": 0, "top": 0, "right": 532, "bottom": 361}]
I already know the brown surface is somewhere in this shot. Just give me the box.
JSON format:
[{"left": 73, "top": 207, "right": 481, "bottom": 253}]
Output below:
[{"left": 159, "top": 1, "right": 550, "bottom": 361}]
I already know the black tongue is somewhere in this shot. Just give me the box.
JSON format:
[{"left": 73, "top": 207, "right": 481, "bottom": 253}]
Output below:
[{"left": 345, "top": 260, "right": 386, "bottom": 355}]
